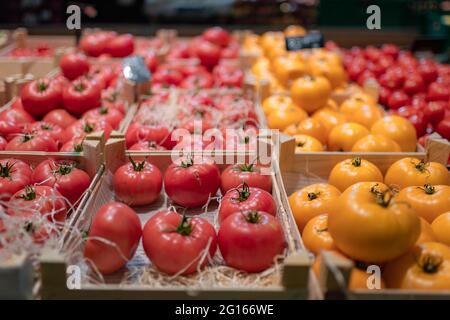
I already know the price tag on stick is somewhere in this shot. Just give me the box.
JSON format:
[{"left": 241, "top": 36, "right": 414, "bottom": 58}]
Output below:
[
  {"left": 285, "top": 31, "right": 324, "bottom": 51},
  {"left": 122, "top": 55, "right": 151, "bottom": 83}
]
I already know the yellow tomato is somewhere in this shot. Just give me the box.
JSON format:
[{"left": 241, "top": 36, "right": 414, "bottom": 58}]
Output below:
[
  {"left": 308, "top": 58, "right": 348, "bottom": 89},
  {"left": 294, "top": 134, "right": 324, "bottom": 152},
  {"left": 267, "top": 105, "right": 308, "bottom": 131},
  {"left": 325, "top": 98, "right": 339, "bottom": 111},
  {"left": 384, "top": 158, "right": 450, "bottom": 190},
  {"left": 294, "top": 118, "right": 328, "bottom": 144},
  {"left": 344, "top": 104, "right": 384, "bottom": 129},
  {"left": 262, "top": 95, "right": 293, "bottom": 116},
  {"left": 289, "top": 183, "right": 341, "bottom": 231},
  {"left": 351, "top": 134, "right": 401, "bottom": 152},
  {"left": 328, "top": 122, "right": 370, "bottom": 151},
  {"left": 302, "top": 214, "right": 337, "bottom": 255},
  {"left": 328, "top": 182, "right": 421, "bottom": 263},
  {"left": 371, "top": 116, "right": 417, "bottom": 152},
  {"left": 396, "top": 185, "right": 450, "bottom": 223},
  {"left": 417, "top": 217, "right": 437, "bottom": 245},
  {"left": 290, "top": 76, "right": 332, "bottom": 113},
  {"left": 312, "top": 108, "right": 347, "bottom": 136},
  {"left": 272, "top": 55, "right": 307, "bottom": 86},
  {"left": 284, "top": 25, "right": 307, "bottom": 37},
  {"left": 328, "top": 157, "right": 383, "bottom": 192},
  {"left": 432, "top": 212, "right": 450, "bottom": 246}
]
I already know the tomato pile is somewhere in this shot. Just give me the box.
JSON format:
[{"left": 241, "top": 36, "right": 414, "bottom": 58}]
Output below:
[
  {"left": 125, "top": 90, "right": 258, "bottom": 152},
  {"left": 7, "top": 43, "right": 53, "bottom": 58},
  {"left": 0, "top": 55, "right": 127, "bottom": 152},
  {"left": 289, "top": 156, "right": 450, "bottom": 290},
  {"left": 84, "top": 157, "right": 286, "bottom": 275},
  {"left": 0, "top": 158, "right": 91, "bottom": 246}
]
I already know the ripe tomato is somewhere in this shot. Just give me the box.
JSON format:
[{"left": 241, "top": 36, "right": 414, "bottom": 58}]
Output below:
[
  {"left": 328, "top": 157, "right": 383, "bottom": 192},
  {"left": 293, "top": 134, "right": 324, "bottom": 152},
  {"left": 21, "top": 78, "right": 62, "bottom": 117},
  {"left": 152, "top": 68, "right": 183, "bottom": 87},
  {"left": 0, "top": 159, "right": 32, "bottom": 201},
  {"left": 424, "top": 101, "right": 446, "bottom": 126},
  {"left": 9, "top": 186, "right": 68, "bottom": 223},
  {"left": 416, "top": 217, "right": 437, "bottom": 245},
  {"left": 291, "top": 76, "right": 332, "bottom": 113},
  {"left": 202, "top": 27, "right": 230, "bottom": 47},
  {"left": 59, "top": 52, "right": 90, "bottom": 80},
  {"left": 128, "top": 140, "right": 165, "bottom": 154},
  {"left": 220, "top": 163, "right": 272, "bottom": 194},
  {"left": 328, "top": 122, "right": 370, "bottom": 151},
  {"left": 125, "top": 122, "right": 172, "bottom": 149},
  {"left": 83, "top": 105, "right": 124, "bottom": 129},
  {"left": 180, "top": 72, "right": 214, "bottom": 89},
  {"left": 396, "top": 184, "right": 450, "bottom": 223},
  {"left": 142, "top": 211, "right": 217, "bottom": 275},
  {"left": 371, "top": 116, "right": 417, "bottom": 152},
  {"left": 80, "top": 31, "right": 115, "bottom": 57},
  {"left": 113, "top": 158, "right": 162, "bottom": 206},
  {"left": 292, "top": 118, "right": 327, "bottom": 144},
  {"left": 62, "top": 78, "right": 101, "bottom": 115},
  {"left": 6, "top": 133, "right": 57, "bottom": 152},
  {"left": 84, "top": 202, "right": 142, "bottom": 274},
  {"left": 213, "top": 64, "right": 244, "bottom": 88},
  {"left": 218, "top": 211, "right": 285, "bottom": 272},
  {"left": 384, "top": 242, "right": 450, "bottom": 290},
  {"left": 31, "top": 160, "right": 91, "bottom": 205},
  {"left": 218, "top": 183, "right": 276, "bottom": 225},
  {"left": 63, "top": 119, "right": 112, "bottom": 143},
  {"left": 302, "top": 214, "right": 337, "bottom": 255},
  {"left": 42, "top": 109, "right": 77, "bottom": 128},
  {"left": 312, "top": 108, "right": 347, "bottom": 136},
  {"left": 352, "top": 134, "right": 401, "bottom": 152},
  {"left": 328, "top": 182, "right": 420, "bottom": 263},
  {"left": 385, "top": 157, "right": 450, "bottom": 190},
  {"left": 0, "top": 107, "right": 34, "bottom": 126},
  {"left": 436, "top": 118, "right": 450, "bottom": 140},
  {"left": 289, "top": 183, "right": 341, "bottom": 231},
  {"left": 195, "top": 41, "right": 221, "bottom": 69},
  {"left": 431, "top": 212, "right": 450, "bottom": 246},
  {"left": 262, "top": 95, "right": 293, "bottom": 116},
  {"left": 60, "top": 137, "right": 84, "bottom": 152},
  {"left": 267, "top": 105, "right": 308, "bottom": 131},
  {"left": 403, "top": 74, "right": 425, "bottom": 95},
  {"left": 106, "top": 34, "right": 134, "bottom": 57},
  {"left": 0, "top": 137, "right": 6, "bottom": 150},
  {"left": 0, "top": 120, "right": 24, "bottom": 140},
  {"left": 24, "top": 121, "right": 63, "bottom": 145},
  {"left": 164, "top": 157, "right": 220, "bottom": 208},
  {"left": 427, "top": 81, "right": 449, "bottom": 102}
]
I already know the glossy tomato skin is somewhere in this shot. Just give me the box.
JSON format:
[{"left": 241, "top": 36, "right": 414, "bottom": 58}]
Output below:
[
  {"left": 0, "top": 136, "right": 6, "bottom": 150},
  {"left": 218, "top": 184, "right": 276, "bottom": 225},
  {"left": 180, "top": 73, "right": 214, "bottom": 89},
  {"left": 42, "top": 109, "right": 77, "bottom": 128},
  {"left": 62, "top": 79, "right": 101, "bottom": 115},
  {"left": 142, "top": 210, "right": 217, "bottom": 275},
  {"left": 24, "top": 121, "right": 64, "bottom": 146},
  {"left": 80, "top": 32, "right": 115, "bottom": 57},
  {"left": 0, "top": 158, "right": 32, "bottom": 201},
  {"left": 195, "top": 41, "right": 221, "bottom": 69},
  {"left": 63, "top": 119, "right": 112, "bottom": 143},
  {"left": 82, "top": 106, "right": 124, "bottom": 129},
  {"left": 21, "top": 78, "right": 62, "bottom": 117},
  {"left": 113, "top": 159, "right": 162, "bottom": 206},
  {"left": 83, "top": 202, "right": 142, "bottom": 274},
  {"left": 220, "top": 164, "right": 272, "bottom": 194},
  {"left": 218, "top": 211, "right": 285, "bottom": 273},
  {"left": 106, "top": 34, "right": 134, "bottom": 58},
  {"left": 31, "top": 160, "right": 91, "bottom": 205},
  {"left": 6, "top": 133, "right": 58, "bottom": 152},
  {"left": 9, "top": 186, "right": 68, "bottom": 223},
  {"left": 59, "top": 137, "right": 84, "bottom": 152},
  {"left": 164, "top": 158, "right": 221, "bottom": 208},
  {"left": 0, "top": 120, "right": 24, "bottom": 141},
  {"left": 436, "top": 118, "right": 450, "bottom": 140},
  {"left": 424, "top": 101, "right": 446, "bottom": 126},
  {"left": 125, "top": 122, "right": 172, "bottom": 149},
  {"left": 60, "top": 52, "right": 90, "bottom": 80},
  {"left": 202, "top": 27, "right": 230, "bottom": 47}
]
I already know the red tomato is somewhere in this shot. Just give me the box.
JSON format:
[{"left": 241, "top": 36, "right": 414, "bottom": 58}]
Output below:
[
  {"left": 0, "top": 108, "right": 34, "bottom": 126},
  {"left": 88, "top": 64, "right": 115, "bottom": 88},
  {"left": 63, "top": 119, "right": 112, "bottom": 143},
  {"left": 357, "top": 70, "right": 376, "bottom": 86},
  {"left": 129, "top": 140, "right": 165, "bottom": 152},
  {"left": 202, "top": 27, "right": 230, "bottom": 47},
  {"left": 83, "top": 105, "right": 124, "bottom": 129},
  {"left": 152, "top": 68, "right": 183, "bottom": 87},
  {"left": 106, "top": 34, "right": 134, "bottom": 58},
  {"left": 60, "top": 52, "right": 90, "bottom": 80},
  {"left": 436, "top": 118, "right": 450, "bottom": 140},
  {"left": 213, "top": 64, "right": 244, "bottom": 87},
  {"left": 378, "top": 86, "right": 392, "bottom": 106},
  {"left": 180, "top": 64, "right": 208, "bottom": 77},
  {"left": 195, "top": 41, "right": 221, "bottom": 69},
  {"left": 164, "top": 157, "right": 220, "bottom": 208},
  {"left": 388, "top": 90, "right": 411, "bottom": 110},
  {"left": 42, "top": 109, "right": 77, "bottom": 128},
  {"left": 180, "top": 72, "right": 214, "bottom": 89},
  {"left": 218, "top": 183, "right": 276, "bottom": 225},
  {"left": 31, "top": 160, "right": 91, "bottom": 205},
  {"left": 125, "top": 122, "right": 172, "bottom": 149},
  {"left": 218, "top": 211, "right": 285, "bottom": 272},
  {"left": 379, "top": 69, "right": 404, "bottom": 90},
  {"left": 62, "top": 78, "right": 101, "bottom": 115},
  {"left": 0, "top": 159, "right": 32, "bottom": 201},
  {"left": 0, "top": 136, "right": 6, "bottom": 150},
  {"left": 113, "top": 158, "right": 162, "bottom": 206},
  {"left": 9, "top": 186, "right": 68, "bottom": 223},
  {"left": 428, "top": 81, "right": 450, "bottom": 102},
  {"left": 407, "top": 113, "right": 428, "bottom": 137},
  {"left": 403, "top": 73, "right": 425, "bottom": 95},
  {"left": 21, "top": 79, "right": 62, "bottom": 117},
  {"left": 381, "top": 44, "right": 399, "bottom": 59},
  {"left": 0, "top": 121, "right": 24, "bottom": 140},
  {"left": 424, "top": 101, "right": 446, "bottom": 126},
  {"left": 220, "top": 163, "right": 272, "bottom": 194},
  {"left": 60, "top": 137, "right": 84, "bottom": 152},
  {"left": 80, "top": 31, "right": 116, "bottom": 57},
  {"left": 418, "top": 60, "right": 438, "bottom": 84},
  {"left": 24, "top": 121, "right": 63, "bottom": 145},
  {"left": 6, "top": 133, "right": 57, "bottom": 152},
  {"left": 83, "top": 202, "right": 142, "bottom": 274},
  {"left": 142, "top": 210, "right": 217, "bottom": 275}
]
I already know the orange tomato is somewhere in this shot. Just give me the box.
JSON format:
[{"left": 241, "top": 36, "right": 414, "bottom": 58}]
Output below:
[
  {"left": 290, "top": 76, "right": 332, "bottom": 113},
  {"left": 396, "top": 184, "right": 450, "bottom": 223},
  {"left": 267, "top": 105, "right": 308, "bottom": 131},
  {"left": 289, "top": 183, "right": 341, "bottom": 232},
  {"left": 432, "top": 212, "right": 450, "bottom": 246},
  {"left": 417, "top": 217, "right": 437, "bottom": 245},
  {"left": 272, "top": 55, "right": 307, "bottom": 86},
  {"left": 328, "top": 157, "right": 383, "bottom": 192},
  {"left": 385, "top": 158, "right": 450, "bottom": 190},
  {"left": 309, "top": 49, "right": 342, "bottom": 66},
  {"left": 371, "top": 116, "right": 417, "bottom": 152},
  {"left": 325, "top": 98, "right": 339, "bottom": 111},
  {"left": 384, "top": 242, "right": 450, "bottom": 290},
  {"left": 351, "top": 134, "right": 401, "bottom": 152},
  {"left": 293, "top": 134, "right": 324, "bottom": 152},
  {"left": 328, "top": 122, "right": 370, "bottom": 151},
  {"left": 328, "top": 182, "right": 421, "bottom": 263},
  {"left": 284, "top": 25, "right": 307, "bottom": 37},
  {"left": 312, "top": 108, "right": 347, "bottom": 136},
  {"left": 344, "top": 104, "right": 383, "bottom": 129},
  {"left": 283, "top": 123, "right": 299, "bottom": 136},
  {"left": 308, "top": 58, "right": 347, "bottom": 89},
  {"left": 302, "top": 214, "right": 337, "bottom": 255},
  {"left": 295, "top": 118, "right": 327, "bottom": 144},
  {"left": 340, "top": 94, "right": 377, "bottom": 113},
  {"left": 262, "top": 95, "right": 293, "bottom": 116}
]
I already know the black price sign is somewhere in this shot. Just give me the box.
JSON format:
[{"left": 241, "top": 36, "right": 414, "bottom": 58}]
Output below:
[{"left": 285, "top": 32, "right": 324, "bottom": 51}]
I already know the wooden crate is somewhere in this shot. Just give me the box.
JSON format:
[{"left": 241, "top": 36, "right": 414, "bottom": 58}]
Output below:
[
  {"left": 278, "top": 134, "right": 450, "bottom": 299},
  {"left": 38, "top": 138, "right": 322, "bottom": 300}
]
